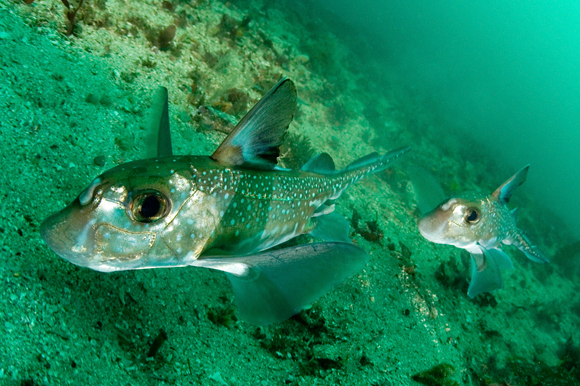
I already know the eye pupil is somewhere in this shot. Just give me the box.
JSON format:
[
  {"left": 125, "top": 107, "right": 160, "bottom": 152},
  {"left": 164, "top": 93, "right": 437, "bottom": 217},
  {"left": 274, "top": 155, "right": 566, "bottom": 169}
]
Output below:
[
  {"left": 130, "top": 191, "right": 170, "bottom": 223},
  {"left": 465, "top": 208, "right": 480, "bottom": 224},
  {"left": 140, "top": 195, "right": 161, "bottom": 219}
]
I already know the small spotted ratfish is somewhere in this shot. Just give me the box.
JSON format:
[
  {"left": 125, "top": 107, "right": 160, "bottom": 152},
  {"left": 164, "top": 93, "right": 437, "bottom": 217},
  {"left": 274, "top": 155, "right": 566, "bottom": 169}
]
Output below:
[
  {"left": 411, "top": 165, "right": 549, "bottom": 298},
  {"left": 41, "top": 78, "right": 410, "bottom": 324}
]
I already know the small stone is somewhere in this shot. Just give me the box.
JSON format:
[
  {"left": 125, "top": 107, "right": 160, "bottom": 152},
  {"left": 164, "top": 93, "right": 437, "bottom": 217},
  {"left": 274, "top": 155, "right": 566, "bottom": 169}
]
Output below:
[
  {"left": 209, "top": 372, "right": 228, "bottom": 385},
  {"left": 93, "top": 155, "right": 106, "bottom": 167},
  {"left": 4, "top": 321, "right": 15, "bottom": 332},
  {"left": 295, "top": 54, "right": 309, "bottom": 64}
]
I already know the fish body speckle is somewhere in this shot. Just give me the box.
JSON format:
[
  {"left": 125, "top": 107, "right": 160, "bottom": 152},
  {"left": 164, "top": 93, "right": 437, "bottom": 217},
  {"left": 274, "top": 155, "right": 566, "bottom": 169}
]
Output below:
[{"left": 205, "top": 160, "right": 380, "bottom": 254}]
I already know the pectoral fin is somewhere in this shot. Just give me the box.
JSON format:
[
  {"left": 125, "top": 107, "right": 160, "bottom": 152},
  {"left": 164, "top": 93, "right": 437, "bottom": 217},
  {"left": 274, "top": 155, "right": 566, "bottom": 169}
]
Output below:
[
  {"left": 467, "top": 248, "right": 514, "bottom": 298},
  {"left": 193, "top": 242, "right": 368, "bottom": 325}
]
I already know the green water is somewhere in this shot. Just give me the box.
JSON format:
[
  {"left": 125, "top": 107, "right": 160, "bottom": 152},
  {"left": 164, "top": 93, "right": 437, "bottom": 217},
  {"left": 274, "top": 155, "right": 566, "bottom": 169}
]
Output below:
[{"left": 0, "top": 0, "right": 578, "bottom": 385}]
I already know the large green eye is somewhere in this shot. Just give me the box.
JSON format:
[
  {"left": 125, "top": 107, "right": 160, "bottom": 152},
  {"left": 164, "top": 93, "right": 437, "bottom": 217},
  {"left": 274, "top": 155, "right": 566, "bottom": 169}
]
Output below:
[
  {"left": 463, "top": 207, "right": 480, "bottom": 225},
  {"left": 130, "top": 191, "right": 170, "bottom": 223}
]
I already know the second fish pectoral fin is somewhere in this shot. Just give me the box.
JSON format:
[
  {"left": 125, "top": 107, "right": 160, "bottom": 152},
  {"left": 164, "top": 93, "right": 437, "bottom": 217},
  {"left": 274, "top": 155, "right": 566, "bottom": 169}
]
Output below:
[
  {"left": 467, "top": 247, "right": 514, "bottom": 298},
  {"left": 193, "top": 242, "right": 369, "bottom": 325}
]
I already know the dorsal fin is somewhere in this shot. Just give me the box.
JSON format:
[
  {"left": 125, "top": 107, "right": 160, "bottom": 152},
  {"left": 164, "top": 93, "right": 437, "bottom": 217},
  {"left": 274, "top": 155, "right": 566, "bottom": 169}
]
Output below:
[
  {"left": 145, "top": 86, "right": 173, "bottom": 158},
  {"left": 157, "top": 87, "right": 173, "bottom": 157},
  {"left": 211, "top": 78, "right": 297, "bottom": 170},
  {"left": 407, "top": 165, "right": 447, "bottom": 215},
  {"left": 301, "top": 153, "right": 336, "bottom": 174},
  {"left": 492, "top": 165, "right": 529, "bottom": 204}
]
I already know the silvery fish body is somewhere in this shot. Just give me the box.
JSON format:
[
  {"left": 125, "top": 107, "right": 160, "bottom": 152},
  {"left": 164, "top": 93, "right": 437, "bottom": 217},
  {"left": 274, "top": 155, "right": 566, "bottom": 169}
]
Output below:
[
  {"left": 415, "top": 165, "right": 549, "bottom": 298},
  {"left": 41, "top": 79, "right": 410, "bottom": 324},
  {"left": 43, "top": 154, "right": 399, "bottom": 272}
]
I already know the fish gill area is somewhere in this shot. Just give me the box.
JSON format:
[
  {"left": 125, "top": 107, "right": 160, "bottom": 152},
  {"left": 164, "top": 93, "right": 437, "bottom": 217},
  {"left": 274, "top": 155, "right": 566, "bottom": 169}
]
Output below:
[{"left": 0, "top": 0, "right": 579, "bottom": 385}]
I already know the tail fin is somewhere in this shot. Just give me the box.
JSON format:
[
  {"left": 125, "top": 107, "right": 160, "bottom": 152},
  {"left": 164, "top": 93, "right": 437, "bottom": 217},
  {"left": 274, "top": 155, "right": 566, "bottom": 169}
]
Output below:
[
  {"left": 301, "top": 147, "right": 410, "bottom": 176},
  {"left": 514, "top": 229, "right": 550, "bottom": 263},
  {"left": 301, "top": 146, "right": 410, "bottom": 200},
  {"left": 343, "top": 146, "right": 411, "bottom": 175}
]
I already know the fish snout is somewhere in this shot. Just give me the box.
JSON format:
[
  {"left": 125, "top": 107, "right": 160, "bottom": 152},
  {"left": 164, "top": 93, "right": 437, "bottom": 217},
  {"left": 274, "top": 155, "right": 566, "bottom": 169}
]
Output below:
[
  {"left": 40, "top": 200, "right": 102, "bottom": 270},
  {"left": 417, "top": 212, "right": 449, "bottom": 242},
  {"left": 41, "top": 198, "right": 166, "bottom": 272}
]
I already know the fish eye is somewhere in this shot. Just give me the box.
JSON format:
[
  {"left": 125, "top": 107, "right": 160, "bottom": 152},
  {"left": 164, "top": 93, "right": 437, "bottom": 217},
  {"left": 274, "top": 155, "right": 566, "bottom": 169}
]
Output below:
[
  {"left": 130, "top": 191, "right": 170, "bottom": 223},
  {"left": 463, "top": 207, "right": 480, "bottom": 224}
]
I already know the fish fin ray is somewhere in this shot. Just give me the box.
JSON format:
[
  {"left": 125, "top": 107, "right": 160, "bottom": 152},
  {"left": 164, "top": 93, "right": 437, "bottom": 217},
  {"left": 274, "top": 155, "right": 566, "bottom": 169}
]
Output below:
[
  {"left": 211, "top": 78, "right": 296, "bottom": 170},
  {"left": 194, "top": 243, "right": 368, "bottom": 325},
  {"left": 492, "top": 165, "right": 529, "bottom": 204}
]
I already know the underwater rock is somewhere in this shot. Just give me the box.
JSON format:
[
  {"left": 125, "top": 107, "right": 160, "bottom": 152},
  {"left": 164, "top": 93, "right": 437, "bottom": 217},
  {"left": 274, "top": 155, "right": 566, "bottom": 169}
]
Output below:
[
  {"left": 159, "top": 25, "right": 176, "bottom": 50},
  {"left": 93, "top": 155, "right": 106, "bottom": 167},
  {"left": 411, "top": 363, "right": 458, "bottom": 386},
  {"left": 146, "top": 329, "right": 168, "bottom": 357}
]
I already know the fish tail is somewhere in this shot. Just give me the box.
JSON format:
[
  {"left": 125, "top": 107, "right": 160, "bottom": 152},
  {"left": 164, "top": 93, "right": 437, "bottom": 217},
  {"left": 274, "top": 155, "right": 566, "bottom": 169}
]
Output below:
[
  {"left": 323, "top": 146, "right": 410, "bottom": 200},
  {"left": 513, "top": 228, "right": 550, "bottom": 263},
  {"left": 342, "top": 146, "right": 411, "bottom": 178}
]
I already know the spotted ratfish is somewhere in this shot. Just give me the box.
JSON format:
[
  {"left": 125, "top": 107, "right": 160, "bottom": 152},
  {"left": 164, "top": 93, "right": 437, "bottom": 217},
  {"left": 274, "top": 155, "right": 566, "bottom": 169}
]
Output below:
[
  {"left": 41, "top": 78, "right": 410, "bottom": 324},
  {"left": 411, "top": 165, "right": 549, "bottom": 298}
]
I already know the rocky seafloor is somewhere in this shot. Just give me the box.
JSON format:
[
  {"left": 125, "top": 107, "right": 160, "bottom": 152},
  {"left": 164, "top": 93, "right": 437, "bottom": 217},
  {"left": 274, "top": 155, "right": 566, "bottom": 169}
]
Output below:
[{"left": 0, "top": 0, "right": 579, "bottom": 385}]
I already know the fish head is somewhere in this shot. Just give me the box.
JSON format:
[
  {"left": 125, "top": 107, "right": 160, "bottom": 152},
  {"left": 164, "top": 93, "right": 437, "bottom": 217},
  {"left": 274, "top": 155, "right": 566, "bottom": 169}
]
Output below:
[
  {"left": 417, "top": 193, "right": 486, "bottom": 248},
  {"left": 41, "top": 157, "right": 220, "bottom": 272}
]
